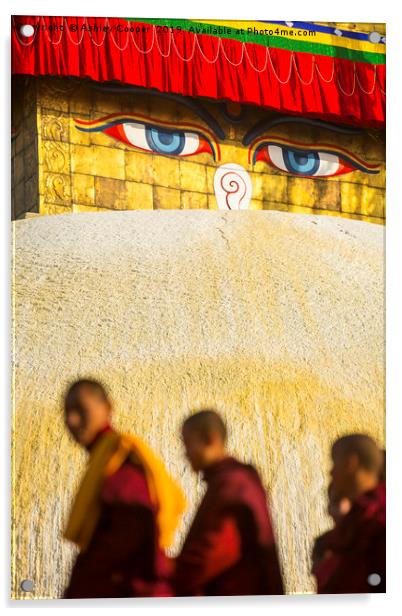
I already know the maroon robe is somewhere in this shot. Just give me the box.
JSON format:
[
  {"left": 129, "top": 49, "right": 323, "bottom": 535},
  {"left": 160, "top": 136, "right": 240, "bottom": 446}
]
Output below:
[
  {"left": 174, "top": 457, "right": 284, "bottom": 596},
  {"left": 311, "top": 530, "right": 333, "bottom": 576},
  {"left": 64, "top": 435, "right": 172, "bottom": 598},
  {"left": 314, "top": 482, "right": 386, "bottom": 594}
]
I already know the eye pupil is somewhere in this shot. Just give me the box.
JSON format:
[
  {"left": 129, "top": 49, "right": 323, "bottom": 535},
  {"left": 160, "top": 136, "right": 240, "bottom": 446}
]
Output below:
[
  {"left": 157, "top": 132, "right": 175, "bottom": 146},
  {"left": 293, "top": 152, "right": 309, "bottom": 166},
  {"left": 283, "top": 148, "right": 320, "bottom": 175},
  {"left": 146, "top": 127, "right": 185, "bottom": 155}
]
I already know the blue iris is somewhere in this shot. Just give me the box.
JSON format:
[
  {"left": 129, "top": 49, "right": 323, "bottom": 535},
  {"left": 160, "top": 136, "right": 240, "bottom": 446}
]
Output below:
[
  {"left": 145, "top": 126, "right": 185, "bottom": 155},
  {"left": 283, "top": 148, "right": 320, "bottom": 175}
]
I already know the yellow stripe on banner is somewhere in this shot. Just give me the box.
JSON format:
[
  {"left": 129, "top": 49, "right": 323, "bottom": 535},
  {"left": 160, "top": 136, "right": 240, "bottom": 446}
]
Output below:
[{"left": 195, "top": 20, "right": 386, "bottom": 56}]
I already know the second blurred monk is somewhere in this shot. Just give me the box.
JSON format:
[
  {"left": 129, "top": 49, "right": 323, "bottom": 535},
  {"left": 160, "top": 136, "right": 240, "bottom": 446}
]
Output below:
[{"left": 173, "top": 410, "right": 284, "bottom": 596}]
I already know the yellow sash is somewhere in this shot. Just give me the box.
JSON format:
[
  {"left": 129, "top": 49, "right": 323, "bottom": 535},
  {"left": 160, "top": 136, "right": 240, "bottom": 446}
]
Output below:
[{"left": 64, "top": 430, "right": 186, "bottom": 552}]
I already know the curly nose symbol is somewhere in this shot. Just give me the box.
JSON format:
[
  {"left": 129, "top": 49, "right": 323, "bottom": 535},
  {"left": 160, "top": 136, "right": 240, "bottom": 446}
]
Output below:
[{"left": 213, "top": 163, "right": 252, "bottom": 210}]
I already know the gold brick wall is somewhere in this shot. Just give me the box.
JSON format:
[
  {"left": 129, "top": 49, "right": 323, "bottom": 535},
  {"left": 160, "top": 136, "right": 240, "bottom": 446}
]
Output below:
[
  {"left": 12, "top": 75, "right": 385, "bottom": 222},
  {"left": 12, "top": 77, "right": 40, "bottom": 219}
]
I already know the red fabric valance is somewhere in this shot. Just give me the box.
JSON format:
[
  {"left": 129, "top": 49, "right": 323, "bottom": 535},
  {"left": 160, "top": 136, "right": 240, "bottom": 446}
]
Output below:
[{"left": 11, "top": 16, "right": 385, "bottom": 128}]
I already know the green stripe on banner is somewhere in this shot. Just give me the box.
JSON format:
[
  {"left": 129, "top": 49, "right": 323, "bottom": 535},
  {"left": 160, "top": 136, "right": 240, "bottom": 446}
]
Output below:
[{"left": 123, "top": 17, "right": 386, "bottom": 65}]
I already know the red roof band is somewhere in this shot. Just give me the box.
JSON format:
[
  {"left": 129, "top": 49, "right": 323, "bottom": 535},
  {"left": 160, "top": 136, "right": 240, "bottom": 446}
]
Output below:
[{"left": 11, "top": 16, "right": 386, "bottom": 128}]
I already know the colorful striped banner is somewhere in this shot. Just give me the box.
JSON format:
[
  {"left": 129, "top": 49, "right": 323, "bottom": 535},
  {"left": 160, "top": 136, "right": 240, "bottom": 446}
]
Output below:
[{"left": 127, "top": 18, "right": 386, "bottom": 64}]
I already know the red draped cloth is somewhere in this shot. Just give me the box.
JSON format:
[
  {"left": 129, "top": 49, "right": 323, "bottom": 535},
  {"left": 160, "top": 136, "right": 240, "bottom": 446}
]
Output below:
[{"left": 12, "top": 16, "right": 385, "bottom": 128}]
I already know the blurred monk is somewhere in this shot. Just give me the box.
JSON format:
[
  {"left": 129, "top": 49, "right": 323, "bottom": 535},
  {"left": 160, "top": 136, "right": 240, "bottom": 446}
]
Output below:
[
  {"left": 314, "top": 434, "right": 385, "bottom": 594},
  {"left": 311, "top": 482, "right": 351, "bottom": 575},
  {"left": 173, "top": 410, "right": 284, "bottom": 596},
  {"left": 379, "top": 449, "right": 386, "bottom": 483},
  {"left": 63, "top": 379, "right": 186, "bottom": 598}
]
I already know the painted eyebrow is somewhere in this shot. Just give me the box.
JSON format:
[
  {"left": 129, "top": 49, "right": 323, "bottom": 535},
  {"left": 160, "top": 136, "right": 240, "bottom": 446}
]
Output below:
[
  {"left": 242, "top": 117, "right": 362, "bottom": 146},
  {"left": 90, "top": 83, "right": 226, "bottom": 140}
]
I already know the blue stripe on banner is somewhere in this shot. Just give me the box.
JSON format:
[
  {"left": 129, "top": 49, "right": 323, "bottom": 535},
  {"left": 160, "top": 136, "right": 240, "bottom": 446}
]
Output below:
[{"left": 264, "top": 21, "right": 385, "bottom": 44}]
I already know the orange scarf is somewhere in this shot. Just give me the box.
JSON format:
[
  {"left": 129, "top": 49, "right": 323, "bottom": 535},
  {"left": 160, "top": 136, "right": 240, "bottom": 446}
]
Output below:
[{"left": 64, "top": 430, "right": 186, "bottom": 552}]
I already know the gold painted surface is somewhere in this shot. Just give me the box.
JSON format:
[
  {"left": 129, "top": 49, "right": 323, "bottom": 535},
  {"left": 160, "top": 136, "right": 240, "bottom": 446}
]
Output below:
[
  {"left": 12, "top": 75, "right": 385, "bottom": 221},
  {"left": 12, "top": 210, "right": 384, "bottom": 599},
  {"left": 11, "top": 77, "right": 40, "bottom": 219}
]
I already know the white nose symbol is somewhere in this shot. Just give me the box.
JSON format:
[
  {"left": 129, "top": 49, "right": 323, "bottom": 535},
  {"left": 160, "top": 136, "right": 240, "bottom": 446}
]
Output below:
[{"left": 213, "top": 163, "right": 252, "bottom": 210}]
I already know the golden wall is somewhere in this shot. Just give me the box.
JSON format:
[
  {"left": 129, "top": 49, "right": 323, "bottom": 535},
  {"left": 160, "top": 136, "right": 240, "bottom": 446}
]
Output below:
[
  {"left": 11, "top": 78, "right": 39, "bottom": 219},
  {"left": 11, "top": 76, "right": 385, "bottom": 223}
]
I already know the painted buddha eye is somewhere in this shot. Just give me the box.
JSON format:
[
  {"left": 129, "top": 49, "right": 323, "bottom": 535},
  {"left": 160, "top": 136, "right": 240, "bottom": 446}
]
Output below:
[
  {"left": 145, "top": 126, "right": 187, "bottom": 155},
  {"left": 75, "top": 115, "right": 215, "bottom": 159},
  {"left": 254, "top": 142, "right": 380, "bottom": 177},
  {"left": 268, "top": 145, "right": 341, "bottom": 176},
  {"left": 118, "top": 123, "right": 204, "bottom": 156}
]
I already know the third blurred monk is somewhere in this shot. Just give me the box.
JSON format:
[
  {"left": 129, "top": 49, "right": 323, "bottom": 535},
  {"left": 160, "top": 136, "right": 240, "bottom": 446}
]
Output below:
[{"left": 314, "top": 434, "right": 385, "bottom": 594}]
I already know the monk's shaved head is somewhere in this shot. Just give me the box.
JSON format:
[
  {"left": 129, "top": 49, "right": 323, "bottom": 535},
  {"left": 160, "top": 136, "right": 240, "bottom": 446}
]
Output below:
[
  {"left": 182, "top": 410, "right": 227, "bottom": 472},
  {"left": 331, "top": 434, "right": 383, "bottom": 474},
  {"left": 182, "top": 410, "right": 227, "bottom": 443},
  {"left": 64, "top": 378, "right": 110, "bottom": 413},
  {"left": 64, "top": 379, "right": 112, "bottom": 447}
]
